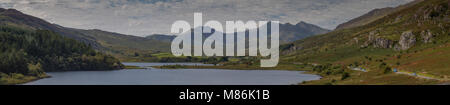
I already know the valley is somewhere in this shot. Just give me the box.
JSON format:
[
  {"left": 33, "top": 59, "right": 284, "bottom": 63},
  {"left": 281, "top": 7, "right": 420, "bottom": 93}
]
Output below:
[{"left": 1, "top": 0, "right": 449, "bottom": 85}]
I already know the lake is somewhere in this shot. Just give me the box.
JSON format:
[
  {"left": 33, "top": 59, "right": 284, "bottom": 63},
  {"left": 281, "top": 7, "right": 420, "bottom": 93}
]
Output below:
[{"left": 24, "top": 62, "right": 321, "bottom": 85}]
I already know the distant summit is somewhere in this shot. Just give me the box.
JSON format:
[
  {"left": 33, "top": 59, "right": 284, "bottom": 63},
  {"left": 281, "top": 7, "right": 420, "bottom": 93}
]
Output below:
[
  {"left": 145, "top": 21, "right": 330, "bottom": 44},
  {"left": 280, "top": 21, "right": 330, "bottom": 43}
]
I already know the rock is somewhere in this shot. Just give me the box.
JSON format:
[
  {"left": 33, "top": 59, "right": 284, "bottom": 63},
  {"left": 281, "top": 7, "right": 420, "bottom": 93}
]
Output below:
[
  {"left": 394, "top": 44, "right": 401, "bottom": 51},
  {"left": 361, "top": 31, "right": 376, "bottom": 48},
  {"left": 354, "top": 37, "right": 359, "bottom": 44},
  {"left": 394, "top": 15, "right": 402, "bottom": 23},
  {"left": 361, "top": 30, "right": 394, "bottom": 49},
  {"left": 421, "top": 30, "right": 434, "bottom": 43},
  {"left": 369, "top": 30, "right": 379, "bottom": 41},
  {"left": 397, "top": 31, "right": 416, "bottom": 50},
  {"left": 282, "top": 45, "right": 303, "bottom": 55},
  {"left": 373, "top": 38, "right": 394, "bottom": 48}
]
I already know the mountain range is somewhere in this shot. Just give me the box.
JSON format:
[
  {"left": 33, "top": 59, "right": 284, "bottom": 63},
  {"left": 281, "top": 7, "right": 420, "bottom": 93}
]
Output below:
[
  {"left": 146, "top": 21, "right": 330, "bottom": 44},
  {"left": 1, "top": 8, "right": 329, "bottom": 61}
]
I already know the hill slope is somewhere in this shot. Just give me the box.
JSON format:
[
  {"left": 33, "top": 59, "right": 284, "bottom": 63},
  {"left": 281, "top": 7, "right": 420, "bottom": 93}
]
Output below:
[
  {"left": 335, "top": 0, "right": 424, "bottom": 30},
  {"left": 281, "top": 0, "right": 449, "bottom": 85},
  {"left": 0, "top": 25, "right": 123, "bottom": 85},
  {"left": 279, "top": 21, "right": 330, "bottom": 44},
  {"left": 0, "top": 8, "right": 170, "bottom": 60},
  {"left": 145, "top": 34, "right": 177, "bottom": 43}
]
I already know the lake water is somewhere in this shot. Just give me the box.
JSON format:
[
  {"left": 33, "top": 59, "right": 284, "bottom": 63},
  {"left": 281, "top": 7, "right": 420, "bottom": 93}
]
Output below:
[{"left": 24, "top": 62, "right": 321, "bottom": 85}]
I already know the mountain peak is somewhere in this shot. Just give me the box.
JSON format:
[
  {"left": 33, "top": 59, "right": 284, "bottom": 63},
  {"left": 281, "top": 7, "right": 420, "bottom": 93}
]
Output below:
[
  {"left": 0, "top": 8, "right": 23, "bottom": 14},
  {"left": 296, "top": 21, "right": 308, "bottom": 25},
  {"left": 278, "top": 21, "right": 330, "bottom": 43}
]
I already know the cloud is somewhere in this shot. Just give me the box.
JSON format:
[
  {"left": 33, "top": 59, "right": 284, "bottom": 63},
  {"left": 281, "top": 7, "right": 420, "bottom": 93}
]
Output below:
[{"left": 0, "top": 0, "right": 413, "bottom": 36}]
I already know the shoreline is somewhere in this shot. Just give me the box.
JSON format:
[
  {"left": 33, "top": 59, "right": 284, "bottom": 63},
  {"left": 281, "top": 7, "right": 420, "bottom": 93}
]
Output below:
[
  {"left": 1, "top": 74, "right": 51, "bottom": 85},
  {"left": 18, "top": 75, "right": 51, "bottom": 85},
  {"left": 150, "top": 63, "right": 445, "bottom": 85},
  {"left": 11, "top": 68, "right": 124, "bottom": 85}
]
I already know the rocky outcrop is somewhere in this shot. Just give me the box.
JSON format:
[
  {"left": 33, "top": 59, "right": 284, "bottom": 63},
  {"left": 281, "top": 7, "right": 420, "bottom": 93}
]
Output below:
[
  {"left": 421, "top": 30, "right": 434, "bottom": 43},
  {"left": 373, "top": 38, "right": 394, "bottom": 48},
  {"left": 361, "top": 30, "right": 378, "bottom": 48},
  {"left": 361, "top": 30, "right": 418, "bottom": 50},
  {"left": 354, "top": 38, "right": 359, "bottom": 44},
  {"left": 281, "top": 44, "right": 303, "bottom": 55},
  {"left": 361, "top": 30, "right": 394, "bottom": 48},
  {"left": 396, "top": 31, "right": 416, "bottom": 50}
]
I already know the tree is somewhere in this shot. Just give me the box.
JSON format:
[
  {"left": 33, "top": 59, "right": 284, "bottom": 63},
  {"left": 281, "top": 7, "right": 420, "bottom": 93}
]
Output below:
[{"left": 0, "top": 25, "right": 123, "bottom": 77}]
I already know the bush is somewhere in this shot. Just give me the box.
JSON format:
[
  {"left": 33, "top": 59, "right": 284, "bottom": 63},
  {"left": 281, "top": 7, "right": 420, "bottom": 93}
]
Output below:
[
  {"left": 27, "top": 63, "right": 44, "bottom": 76},
  {"left": 341, "top": 72, "right": 350, "bottom": 80},
  {"left": 383, "top": 67, "right": 392, "bottom": 74},
  {"left": 379, "top": 62, "right": 387, "bottom": 68}
]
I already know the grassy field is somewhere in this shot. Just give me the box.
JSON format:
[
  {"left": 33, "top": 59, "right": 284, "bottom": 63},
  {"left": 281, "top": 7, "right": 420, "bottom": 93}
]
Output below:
[{"left": 302, "top": 70, "right": 440, "bottom": 85}]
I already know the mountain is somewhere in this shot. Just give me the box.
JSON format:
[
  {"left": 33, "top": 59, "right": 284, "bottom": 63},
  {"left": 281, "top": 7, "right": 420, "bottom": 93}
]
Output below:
[
  {"left": 0, "top": 8, "right": 99, "bottom": 47},
  {"left": 66, "top": 29, "right": 170, "bottom": 57},
  {"left": 0, "top": 8, "right": 170, "bottom": 60},
  {"left": 145, "top": 34, "right": 176, "bottom": 43},
  {"left": 335, "top": 0, "right": 424, "bottom": 30},
  {"left": 279, "top": 21, "right": 330, "bottom": 43},
  {"left": 145, "top": 21, "right": 329, "bottom": 44},
  {"left": 282, "top": 0, "right": 450, "bottom": 85}
]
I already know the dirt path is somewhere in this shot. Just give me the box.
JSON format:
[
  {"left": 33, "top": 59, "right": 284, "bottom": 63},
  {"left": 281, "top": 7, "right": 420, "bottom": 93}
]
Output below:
[{"left": 395, "top": 71, "right": 441, "bottom": 80}]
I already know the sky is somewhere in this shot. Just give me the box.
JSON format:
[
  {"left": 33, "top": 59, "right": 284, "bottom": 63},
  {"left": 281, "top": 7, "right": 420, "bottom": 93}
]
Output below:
[{"left": 0, "top": 0, "right": 414, "bottom": 36}]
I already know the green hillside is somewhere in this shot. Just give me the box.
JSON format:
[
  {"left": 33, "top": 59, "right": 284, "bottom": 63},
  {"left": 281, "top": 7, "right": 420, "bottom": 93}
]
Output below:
[
  {"left": 0, "top": 25, "right": 123, "bottom": 85},
  {"left": 70, "top": 29, "right": 171, "bottom": 61},
  {"left": 335, "top": 0, "right": 424, "bottom": 30},
  {"left": 281, "top": 0, "right": 449, "bottom": 85},
  {"left": 0, "top": 8, "right": 170, "bottom": 62}
]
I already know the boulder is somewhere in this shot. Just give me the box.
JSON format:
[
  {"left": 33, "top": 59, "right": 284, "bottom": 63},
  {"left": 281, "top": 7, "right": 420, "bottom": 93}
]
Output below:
[
  {"left": 282, "top": 45, "right": 303, "bottom": 55},
  {"left": 361, "top": 30, "right": 394, "bottom": 49},
  {"left": 421, "top": 30, "right": 434, "bottom": 43},
  {"left": 354, "top": 37, "right": 359, "bottom": 44},
  {"left": 397, "top": 31, "right": 416, "bottom": 50},
  {"left": 373, "top": 38, "right": 394, "bottom": 48}
]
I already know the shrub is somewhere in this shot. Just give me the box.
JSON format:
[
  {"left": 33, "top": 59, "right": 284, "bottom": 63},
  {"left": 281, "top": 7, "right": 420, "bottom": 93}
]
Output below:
[
  {"left": 341, "top": 72, "right": 350, "bottom": 80},
  {"left": 383, "top": 67, "right": 392, "bottom": 74}
]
